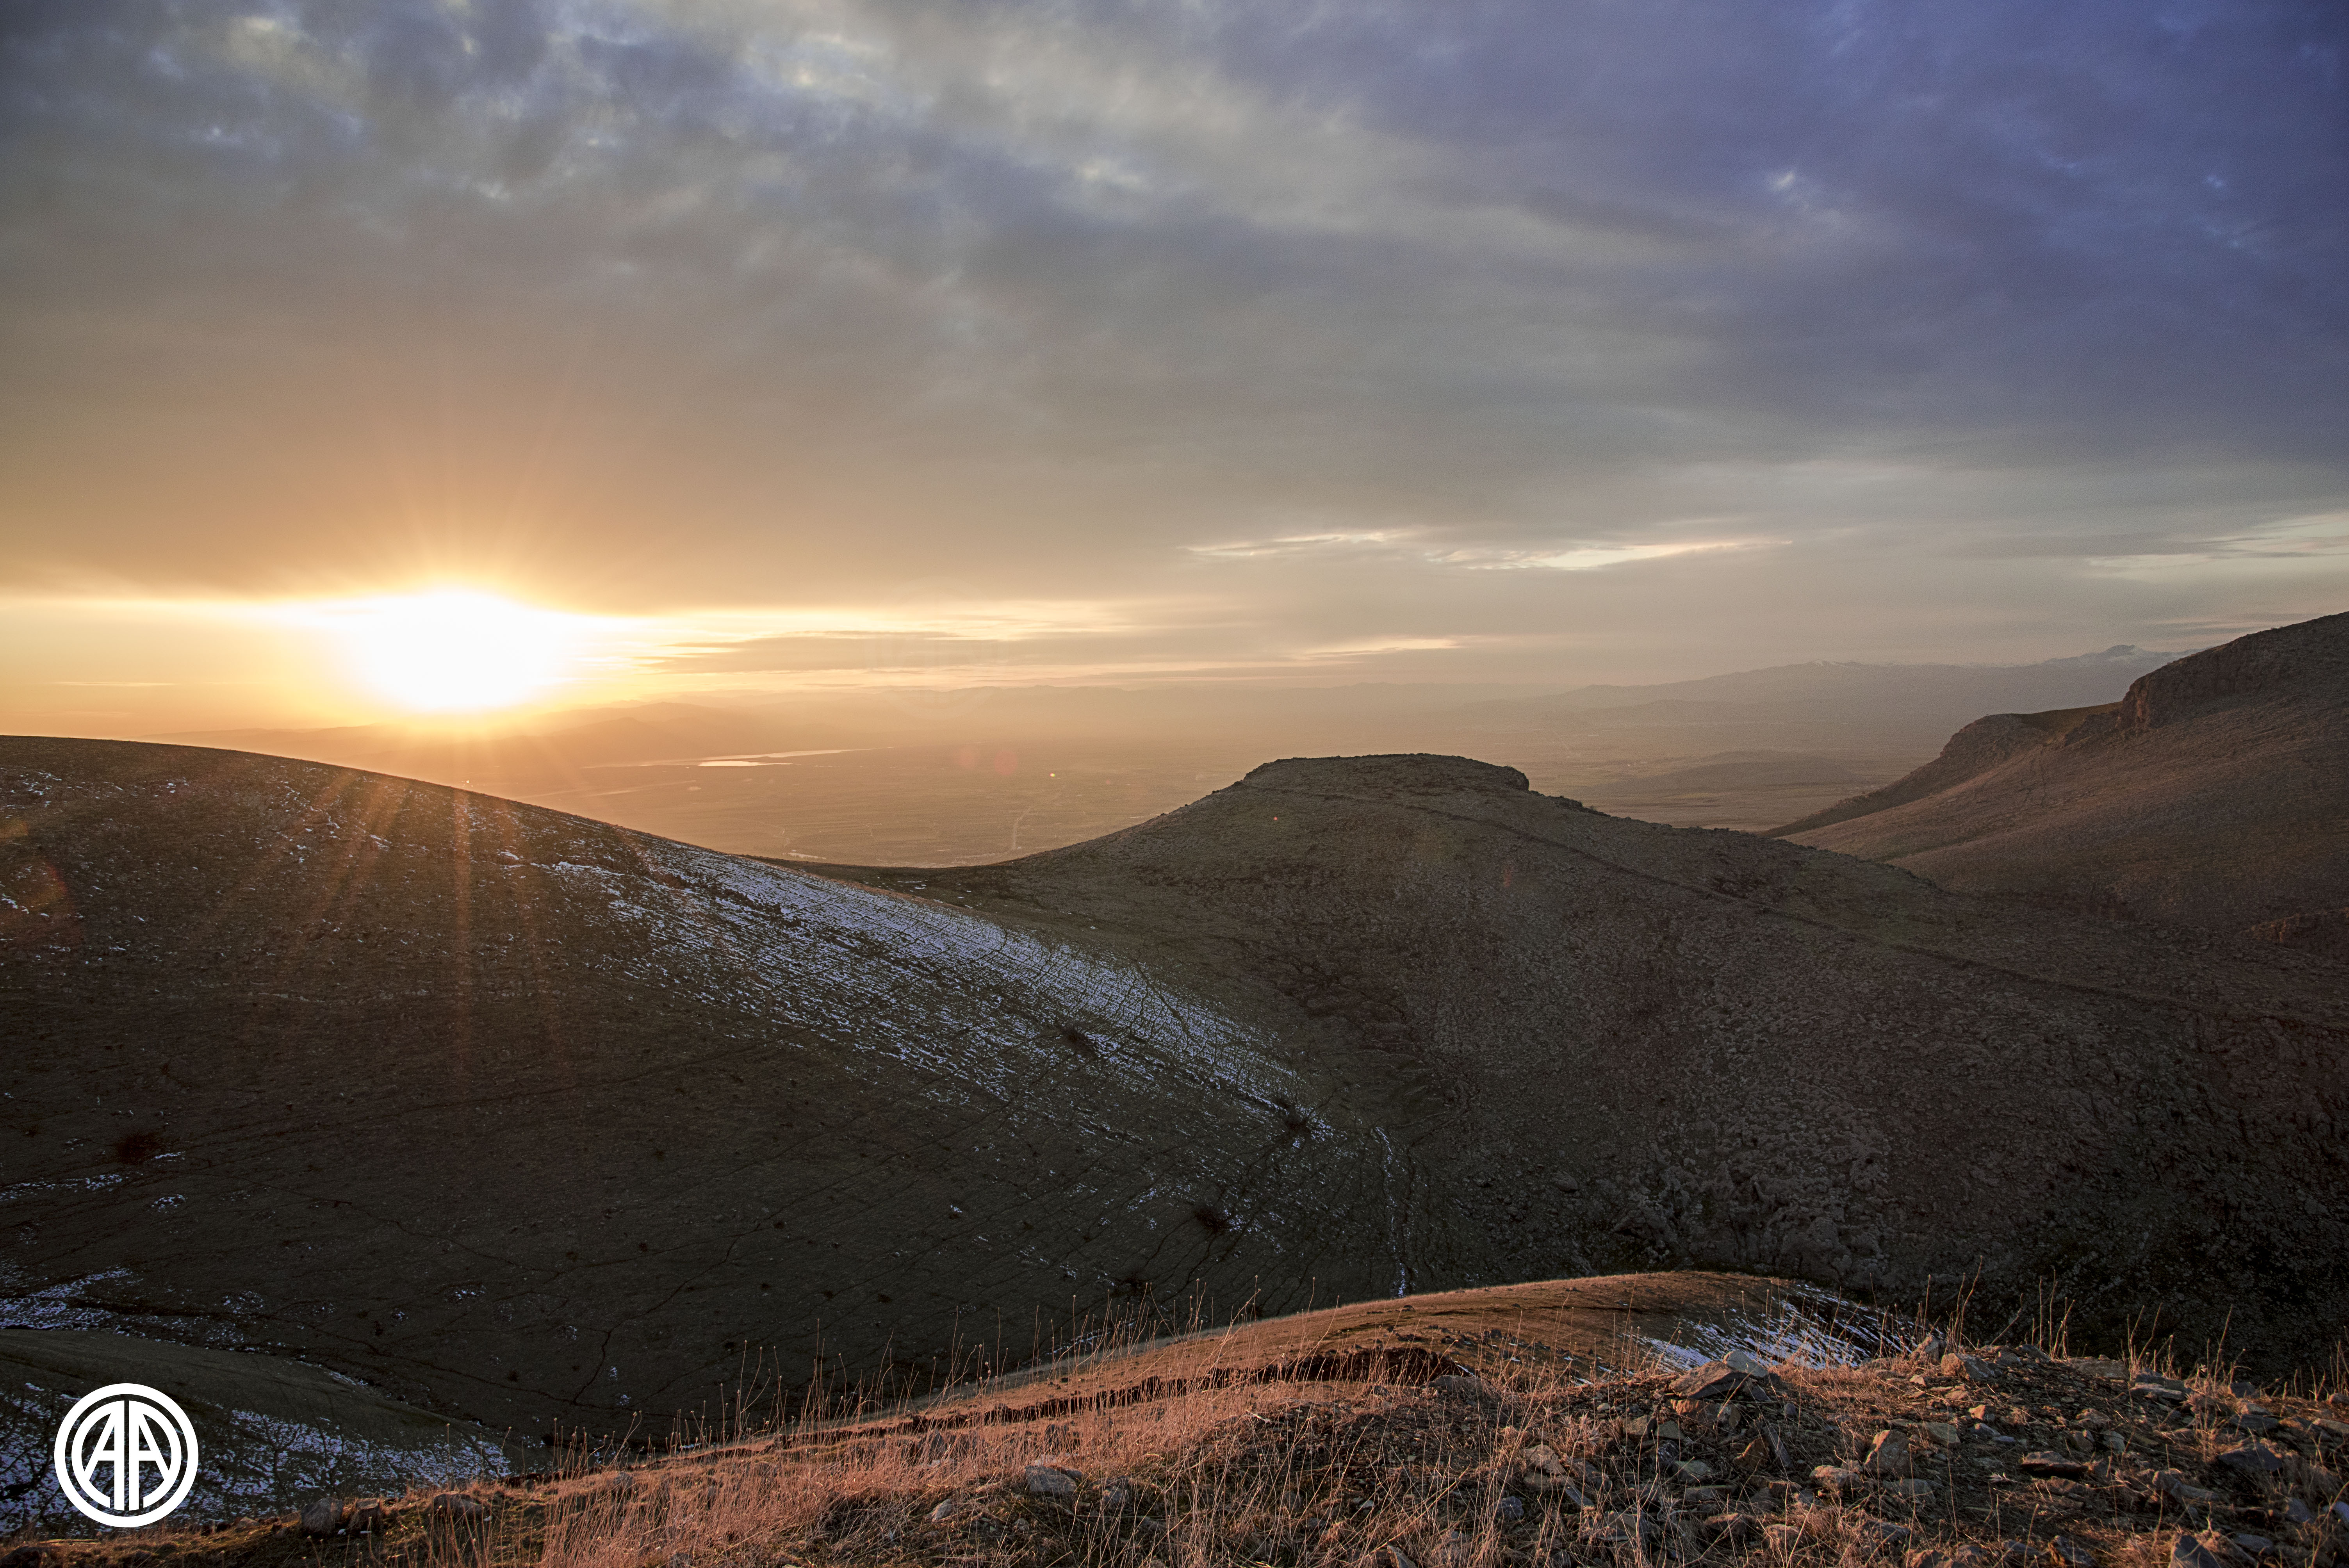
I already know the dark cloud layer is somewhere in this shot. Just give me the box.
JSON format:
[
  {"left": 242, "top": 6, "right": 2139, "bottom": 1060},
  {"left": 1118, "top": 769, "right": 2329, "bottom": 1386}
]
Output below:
[{"left": 2, "top": 0, "right": 2343, "bottom": 680}]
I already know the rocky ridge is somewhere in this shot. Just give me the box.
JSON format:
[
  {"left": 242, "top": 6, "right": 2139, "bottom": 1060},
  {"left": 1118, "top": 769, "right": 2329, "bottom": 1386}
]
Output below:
[{"left": 1777, "top": 612, "right": 2349, "bottom": 945}]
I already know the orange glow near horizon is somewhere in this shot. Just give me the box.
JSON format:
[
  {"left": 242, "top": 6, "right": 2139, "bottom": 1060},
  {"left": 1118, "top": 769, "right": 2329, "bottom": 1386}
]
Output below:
[{"left": 327, "top": 590, "right": 590, "bottom": 714}]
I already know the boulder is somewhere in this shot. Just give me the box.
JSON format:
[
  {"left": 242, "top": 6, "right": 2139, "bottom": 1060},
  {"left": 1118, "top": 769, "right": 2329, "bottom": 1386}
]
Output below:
[
  {"left": 2170, "top": 1536, "right": 2229, "bottom": 1568},
  {"left": 299, "top": 1498, "right": 344, "bottom": 1537},
  {"left": 1024, "top": 1464, "right": 1080, "bottom": 1500},
  {"left": 2212, "top": 1444, "right": 2284, "bottom": 1478},
  {"left": 1864, "top": 1430, "right": 1915, "bottom": 1477}
]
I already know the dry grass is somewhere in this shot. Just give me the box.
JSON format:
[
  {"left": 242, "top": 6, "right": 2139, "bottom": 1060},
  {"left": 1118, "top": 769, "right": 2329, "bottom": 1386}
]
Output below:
[
  {"left": 377, "top": 1324, "right": 2349, "bottom": 1568},
  {"left": 21, "top": 1299, "right": 2349, "bottom": 1568}
]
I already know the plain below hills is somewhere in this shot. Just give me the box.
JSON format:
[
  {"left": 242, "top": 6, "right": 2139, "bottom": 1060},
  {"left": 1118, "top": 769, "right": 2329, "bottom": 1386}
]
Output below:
[{"left": 139, "top": 647, "right": 2185, "bottom": 861}]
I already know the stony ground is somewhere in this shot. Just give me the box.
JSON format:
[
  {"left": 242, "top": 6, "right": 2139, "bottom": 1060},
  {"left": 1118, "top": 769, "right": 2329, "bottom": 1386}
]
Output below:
[{"left": 10, "top": 1335, "right": 2345, "bottom": 1568}]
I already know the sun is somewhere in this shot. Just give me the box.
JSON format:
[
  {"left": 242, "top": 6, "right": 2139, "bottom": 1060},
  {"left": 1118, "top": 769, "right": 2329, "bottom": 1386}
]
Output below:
[{"left": 337, "top": 590, "right": 578, "bottom": 713}]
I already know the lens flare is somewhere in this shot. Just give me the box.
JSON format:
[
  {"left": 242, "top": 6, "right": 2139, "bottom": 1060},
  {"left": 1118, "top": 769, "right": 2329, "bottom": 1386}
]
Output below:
[{"left": 337, "top": 590, "right": 578, "bottom": 712}]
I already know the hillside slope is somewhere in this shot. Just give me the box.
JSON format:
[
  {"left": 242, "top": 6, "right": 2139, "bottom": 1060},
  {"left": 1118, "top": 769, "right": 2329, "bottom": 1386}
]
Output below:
[
  {"left": 6, "top": 732, "right": 2347, "bottom": 1453},
  {"left": 0, "top": 738, "right": 1415, "bottom": 1440},
  {"left": 1776, "top": 612, "right": 2349, "bottom": 944},
  {"left": 862, "top": 753, "right": 2349, "bottom": 1372}
]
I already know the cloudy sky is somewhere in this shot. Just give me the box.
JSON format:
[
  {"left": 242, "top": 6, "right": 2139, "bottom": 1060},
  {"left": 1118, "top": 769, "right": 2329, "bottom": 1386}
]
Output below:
[{"left": 3, "top": 0, "right": 2345, "bottom": 729}]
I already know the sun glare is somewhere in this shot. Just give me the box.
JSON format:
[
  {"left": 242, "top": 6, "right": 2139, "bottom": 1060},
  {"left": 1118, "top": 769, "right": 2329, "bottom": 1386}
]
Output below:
[{"left": 337, "top": 590, "right": 579, "bottom": 713}]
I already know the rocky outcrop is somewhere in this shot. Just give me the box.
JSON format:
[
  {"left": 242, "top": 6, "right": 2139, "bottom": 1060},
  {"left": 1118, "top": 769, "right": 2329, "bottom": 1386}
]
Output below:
[
  {"left": 1782, "top": 611, "right": 2349, "bottom": 936},
  {"left": 2087, "top": 609, "right": 2349, "bottom": 736},
  {"left": 1768, "top": 705, "right": 2113, "bottom": 839}
]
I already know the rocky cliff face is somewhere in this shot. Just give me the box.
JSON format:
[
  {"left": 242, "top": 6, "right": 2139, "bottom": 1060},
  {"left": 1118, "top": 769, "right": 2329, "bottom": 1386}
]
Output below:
[
  {"left": 1782, "top": 611, "right": 2349, "bottom": 943},
  {"left": 2089, "top": 609, "right": 2349, "bottom": 736},
  {"left": 1769, "top": 705, "right": 2114, "bottom": 839}
]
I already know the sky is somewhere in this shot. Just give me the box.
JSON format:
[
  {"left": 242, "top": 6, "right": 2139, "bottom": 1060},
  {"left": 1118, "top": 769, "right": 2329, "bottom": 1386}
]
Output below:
[{"left": 2, "top": 0, "right": 2345, "bottom": 732}]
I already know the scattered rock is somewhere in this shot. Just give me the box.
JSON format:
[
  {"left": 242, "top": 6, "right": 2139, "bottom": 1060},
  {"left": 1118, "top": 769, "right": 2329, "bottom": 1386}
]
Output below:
[
  {"left": 2235, "top": 1413, "right": 2278, "bottom": 1435},
  {"left": 1886, "top": 1479, "right": 1938, "bottom": 1499},
  {"left": 2213, "top": 1444, "right": 2285, "bottom": 1478},
  {"left": 1675, "top": 1361, "right": 1747, "bottom": 1400},
  {"left": 1431, "top": 1374, "right": 1481, "bottom": 1396},
  {"left": 1812, "top": 1465, "right": 1866, "bottom": 1492},
  {"left": 1700, "top": 1513, "right": 1756, "bottom": 1544},
  {"left": 1944, "top": 1352, "right": 2001, "bottom": 1381},
  {"left": 1865, "top": 1430, "right": 1916, "bottom": 1477},
  {"left": 1520, "top": 1443, "right": 1572, "bottom": 1479},
  {"left": 2282, "top": 1500, "right": 2313, "bottom": 1526},
  {"left": 1764, "top": 1524, "right": 1805, "bottom": 1552},
  {"left": 2048, "top": 1536, "right": 2096, "bottom": 1567},
  {"left": 2, "top": 1548, "right": 62, "bottom": 1568},
  {"left": 1924, "top": 1421, "right": 1963, "bottom": 1447},
  {"left": 2018, "top": 1452, "right": 2094, "bottom": 1480},
  {"left": 1101, "top": 1479, "right": 1134, "bottom": 1513},
  {"left": 2229, "top": 1535, "right": 2274, "bottom": 1559},
  {"left": 1024, "top": 1464, "right": 1080, "bottom": 1500},
  {"left": 2135, "top": 1374, "right": 2189, "bottom": 1402},
  {"left": 2171, "top": 1536, "right": 2230, "bottom": 1568},
  {"left": 1856, "top": 1519, "right": 1913, "bottom": 1550},
  {"left": 1725, "top": 1349, "right": 1771, "bottom": 1377},
  {"left": 299, "top": 1498, "right": 345, "bottom": 1537},
  {"left": 928, "top": 1498, "right": 959, "bottom": 1524},
  {"left": 2152, "top": 1470, "right": 2221, "bottom": 1505},
  {"left": 1495, "top": 1495, "right": 1527, "bottom": 1525},
  {"left": 348, "top": 1499, "right": 391, "bottom": 1534},
  {"left": 431, "top": 1493, "right": 490, "bottom": 1520}
]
